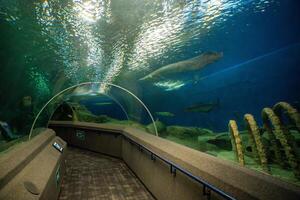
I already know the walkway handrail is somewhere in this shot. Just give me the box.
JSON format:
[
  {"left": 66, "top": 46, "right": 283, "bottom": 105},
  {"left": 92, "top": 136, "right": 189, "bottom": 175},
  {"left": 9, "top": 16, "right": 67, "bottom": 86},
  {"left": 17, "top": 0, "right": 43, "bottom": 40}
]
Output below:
[{"left": 122, "top": 135, "right": 236, "bottom": 200}]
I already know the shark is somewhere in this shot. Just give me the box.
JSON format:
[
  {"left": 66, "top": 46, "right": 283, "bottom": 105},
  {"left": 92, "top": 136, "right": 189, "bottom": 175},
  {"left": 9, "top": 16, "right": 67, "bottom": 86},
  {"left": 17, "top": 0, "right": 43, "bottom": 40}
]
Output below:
[{"left": 139, "top": 51, "right": 223, "bottom": 81}]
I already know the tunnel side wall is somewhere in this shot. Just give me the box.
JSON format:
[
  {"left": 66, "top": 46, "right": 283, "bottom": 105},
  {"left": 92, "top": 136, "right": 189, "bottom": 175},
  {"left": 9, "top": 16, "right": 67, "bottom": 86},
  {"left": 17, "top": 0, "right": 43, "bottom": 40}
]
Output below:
[
  {"left": 121, "top": 137, "right": 205, "bottom": 200},
  {"left": 0, "top": 129, "right": 67, "bottom": 200},
  {"left": 49, "top": 121, "right": 300, "bottom": 200},
  {"left": 52, "top": 126, "right": 122, "bottom": 158}
]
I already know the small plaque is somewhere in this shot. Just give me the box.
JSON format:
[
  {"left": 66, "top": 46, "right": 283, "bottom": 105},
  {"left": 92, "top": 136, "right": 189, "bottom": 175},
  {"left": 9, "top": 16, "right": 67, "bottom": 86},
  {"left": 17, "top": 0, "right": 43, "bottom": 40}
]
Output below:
[
  {"left": 53, "top": 142, "right": 63, "bottom": 152},
  {"left": 76, "top": 130, "right": 86, "bottom": 141}
]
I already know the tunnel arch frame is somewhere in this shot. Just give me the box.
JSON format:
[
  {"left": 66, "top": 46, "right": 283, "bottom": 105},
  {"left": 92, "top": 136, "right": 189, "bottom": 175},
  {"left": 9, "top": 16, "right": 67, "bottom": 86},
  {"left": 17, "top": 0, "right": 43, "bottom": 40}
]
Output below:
[
  {"left": 29, "top": 82, "right": 158, "bottom": 139},
  {"left": 46, "top": 91, "right": 130, "bottom": 126}
]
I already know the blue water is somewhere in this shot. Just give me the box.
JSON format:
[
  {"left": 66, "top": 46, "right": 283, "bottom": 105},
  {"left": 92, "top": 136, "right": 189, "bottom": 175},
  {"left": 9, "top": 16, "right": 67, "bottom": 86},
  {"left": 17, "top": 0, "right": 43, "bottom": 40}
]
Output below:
[
  {"left": 80, "top": 96, "right": 128, "bottom": 120},
  {"left": 138, "top": 0, "right": 300, "bottom": 131}
]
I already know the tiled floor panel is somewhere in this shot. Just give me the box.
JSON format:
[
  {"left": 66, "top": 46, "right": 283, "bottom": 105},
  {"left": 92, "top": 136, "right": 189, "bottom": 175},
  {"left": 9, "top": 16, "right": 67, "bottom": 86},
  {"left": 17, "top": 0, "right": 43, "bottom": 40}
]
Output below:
[{"left": 58, "top": 147, "right": 155, "bottom": 200}]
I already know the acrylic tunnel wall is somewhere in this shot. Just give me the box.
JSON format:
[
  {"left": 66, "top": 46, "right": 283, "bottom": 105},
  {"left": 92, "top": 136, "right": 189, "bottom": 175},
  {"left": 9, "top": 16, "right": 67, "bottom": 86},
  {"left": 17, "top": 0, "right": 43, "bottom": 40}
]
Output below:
[
  {"left": 0, "top": 0, "right": 300, "bottom": 188},
  {"left": 34, "top": 82, "right": 158, "bottom": 136}
]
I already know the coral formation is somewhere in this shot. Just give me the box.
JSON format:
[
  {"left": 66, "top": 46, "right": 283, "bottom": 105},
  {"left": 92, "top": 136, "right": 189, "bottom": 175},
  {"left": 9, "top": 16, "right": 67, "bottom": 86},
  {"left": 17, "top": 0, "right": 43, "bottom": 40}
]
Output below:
[
  {"left": 244, "top": 114, "right": 270, "bottom": 173},
  {"left": 228, "top": 120, "right": 245, "bottom": 166},
  {"left": 262, "top": 108, "right": 300, "bottom": 179}
]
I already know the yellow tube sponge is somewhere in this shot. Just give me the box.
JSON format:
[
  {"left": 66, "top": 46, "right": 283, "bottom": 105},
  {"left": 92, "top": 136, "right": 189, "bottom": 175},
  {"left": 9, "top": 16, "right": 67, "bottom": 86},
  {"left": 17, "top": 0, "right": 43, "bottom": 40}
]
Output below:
[
  {"left": 229, "top": 120, "right": 245, "bottom": 166},
  {"left": 262, "top": 108, "right": 300, "bottom": 179},
  {"left": 273, "top": 102, "right": 300, "bottom": 132},
  {"left": 244, "top": 114, "right": 270, "bottom": 173}
]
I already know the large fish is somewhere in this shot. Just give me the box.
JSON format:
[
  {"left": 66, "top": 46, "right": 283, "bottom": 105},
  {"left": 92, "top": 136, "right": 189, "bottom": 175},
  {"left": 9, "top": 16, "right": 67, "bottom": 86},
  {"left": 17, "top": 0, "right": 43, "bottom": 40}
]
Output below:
[
  {"left": 139, "top": 51, "right": 223, "bottom": 81},
  {"left": 185, "top": 99, "right": 220, "bottom": 113}
]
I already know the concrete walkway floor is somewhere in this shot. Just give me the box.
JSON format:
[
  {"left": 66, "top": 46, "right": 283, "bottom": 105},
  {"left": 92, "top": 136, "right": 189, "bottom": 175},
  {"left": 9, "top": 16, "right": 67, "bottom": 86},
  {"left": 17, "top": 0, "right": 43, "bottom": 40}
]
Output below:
[{"left": 59, "top": 147, "right": 155, "bottom": 200}]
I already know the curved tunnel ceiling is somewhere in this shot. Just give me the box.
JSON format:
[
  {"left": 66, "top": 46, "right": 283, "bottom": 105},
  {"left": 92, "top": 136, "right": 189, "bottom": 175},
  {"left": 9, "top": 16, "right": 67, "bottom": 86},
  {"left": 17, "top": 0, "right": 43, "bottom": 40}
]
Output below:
[{"left": 0, "top": 0, "right": 273, "bottom": 98}]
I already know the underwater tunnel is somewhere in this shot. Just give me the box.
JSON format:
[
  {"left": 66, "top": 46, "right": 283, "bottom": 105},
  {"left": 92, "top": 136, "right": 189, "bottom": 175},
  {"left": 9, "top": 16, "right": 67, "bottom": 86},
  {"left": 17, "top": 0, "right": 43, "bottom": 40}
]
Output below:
[{"left": 1, "top": 0, "right": 300, "bottom": 199}]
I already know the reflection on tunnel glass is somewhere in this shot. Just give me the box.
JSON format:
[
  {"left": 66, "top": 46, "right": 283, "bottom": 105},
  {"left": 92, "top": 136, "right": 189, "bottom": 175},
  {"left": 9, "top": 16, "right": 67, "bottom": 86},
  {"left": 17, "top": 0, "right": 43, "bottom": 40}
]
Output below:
[
  {"left": 48, "top": 83, "right": 157, "bottom": 136},
  {"left": 0, "top": 0, "right": 299, "bottom": 187}
]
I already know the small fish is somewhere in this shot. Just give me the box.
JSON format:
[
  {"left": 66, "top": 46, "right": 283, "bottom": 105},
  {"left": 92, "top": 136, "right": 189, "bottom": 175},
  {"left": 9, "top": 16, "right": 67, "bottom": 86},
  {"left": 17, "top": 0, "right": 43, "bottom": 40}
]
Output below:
[
  {"left": 185, "top": 99, "right": 220, "bottom": 113},
  {"left": 94, "top": 102, "right": 113, "bottom": 106},
  {"left": 155, "top": 112, "right": 175, "bottom": 117}
]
